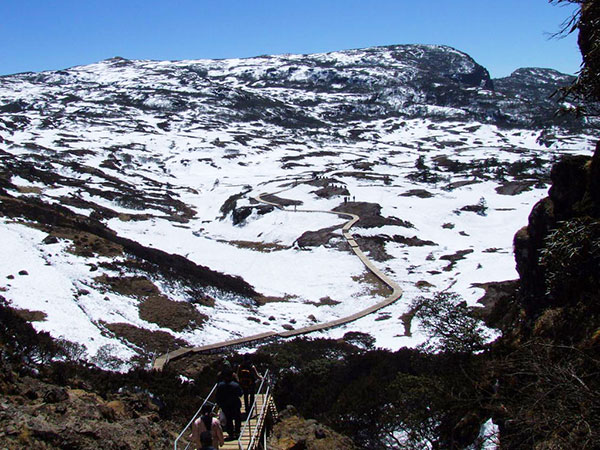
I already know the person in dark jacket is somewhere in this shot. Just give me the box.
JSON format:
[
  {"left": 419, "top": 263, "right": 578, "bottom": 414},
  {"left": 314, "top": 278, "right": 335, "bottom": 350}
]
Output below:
[
  {"left": 237, "top": 354, "right": 263, "bottom": 414},
  {"left": 215, "top": 371, "right": 243, "bottom": 440}
]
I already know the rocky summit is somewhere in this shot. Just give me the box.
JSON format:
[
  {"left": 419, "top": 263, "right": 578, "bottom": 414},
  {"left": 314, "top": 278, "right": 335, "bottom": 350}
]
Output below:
[{"left": 0, "top": 44, "right": 597, "bottom": 367}]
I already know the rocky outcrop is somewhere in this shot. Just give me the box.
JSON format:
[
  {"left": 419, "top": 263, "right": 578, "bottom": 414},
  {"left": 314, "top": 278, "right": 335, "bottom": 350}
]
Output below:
[
  {"left": 269, "top": 406, "right": 357, "bottom": 450},
  {"left": 333, "top": 201, "right": 413, "bottom": 229},
  {"left": 231, "top": 204, "right": 274, "bottom": 225},
  {"left": 296, "top": 224, "right": 342, "bottom": 248},
  {"left": 0, "top": 359, "right": 179, "bottom": 449},
  {"left": 513, "top": 141, "right": 600, "bottom": 316}
]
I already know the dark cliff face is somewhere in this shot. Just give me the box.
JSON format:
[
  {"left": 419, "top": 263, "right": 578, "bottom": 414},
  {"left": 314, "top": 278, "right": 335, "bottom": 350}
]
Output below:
[
  {"left": 384, "top": 44, "right": 493, "bottom": 89},
  {"left": 513, "top": 141, "right": 600, "bottom": 327}
]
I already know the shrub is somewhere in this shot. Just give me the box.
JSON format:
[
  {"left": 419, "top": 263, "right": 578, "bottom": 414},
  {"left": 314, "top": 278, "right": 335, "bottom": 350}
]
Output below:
[
  {"left": 540, "top": 217, "right": 600, "bottom": 302},
  {"left": 412, "top": 292, "right": 492, "bottom": 353},
  {"left": 342, "top": 331, "right": 376, "bottom": 350},
  {"left": 0, "top": 298, "right": 60, "bottom": 365},
  {"left": 407, "top": 155, "right": 445, "bottom": 183}
]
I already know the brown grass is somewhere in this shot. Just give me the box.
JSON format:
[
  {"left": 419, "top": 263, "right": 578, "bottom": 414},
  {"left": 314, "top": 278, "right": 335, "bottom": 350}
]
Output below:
[
  {"left": 117, "top": 213, "right": 153, "bottom": 222},
  {"left": 415, "top": 280, "right": 434, "bottom": 290},
  {"left": 219, "top": 239, "right": 290, "bottom": 253},
  {"left": 94, "top": 275, "right": 208, "bottom": 331},
  {"left": 50, "top": 228, "right": 124, "bottom": 258},
  {"left": 398, "top": 307, "right": 419, "bottom": 337},
  {"left": 255, "top": 294, "right": 297, "bottom": 305},
  {"left": 139, "top": 295, "right": 207, "bottom": 332},
  {"left": 94, "top": 275, "right": 160, "bottom": 298},
  {"left": 352, "top": 271, "right": 390, "bottom": 298},
  {"left": 14, "top": 308, "right": 47, "bottom": 322},
  {"left": 16, "top": 186, "right": 42, "bottom": 194},
  {"left": 103, "top": 322, "right": 188, "bottom": 353}
]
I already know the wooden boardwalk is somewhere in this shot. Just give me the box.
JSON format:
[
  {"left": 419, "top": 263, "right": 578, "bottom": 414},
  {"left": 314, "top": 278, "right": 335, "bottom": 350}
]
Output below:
[{"left": 153, "top": 187, "right": 403, "bottom": 370}]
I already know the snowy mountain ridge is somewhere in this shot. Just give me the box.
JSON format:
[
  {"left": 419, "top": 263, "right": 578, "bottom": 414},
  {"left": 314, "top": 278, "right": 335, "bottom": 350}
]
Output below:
[
  {"left": 0, "top": 44, "right": 597, "bottom": 366},
  {"left": 0, "top": 44, "right": 587, "bottom": 132}
]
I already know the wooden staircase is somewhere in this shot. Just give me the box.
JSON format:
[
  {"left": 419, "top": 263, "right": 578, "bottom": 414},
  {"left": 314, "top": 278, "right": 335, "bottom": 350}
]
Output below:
[
  {"left": 175, "top": 372, "right": 276, "bottom": 450},
  {"left": 222, "top": 394, "right": 266, "bottom": 450}
]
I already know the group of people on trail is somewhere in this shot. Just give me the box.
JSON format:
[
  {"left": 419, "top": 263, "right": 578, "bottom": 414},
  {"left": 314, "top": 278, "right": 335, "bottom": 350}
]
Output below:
[{"left": 191, "top": 355, "right": 263, "bottom": 449}]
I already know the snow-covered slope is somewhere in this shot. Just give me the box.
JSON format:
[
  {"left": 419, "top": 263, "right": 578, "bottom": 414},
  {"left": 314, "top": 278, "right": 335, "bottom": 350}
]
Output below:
[{"left": 0, "top": 44, "right": 597, "bottom": 366}]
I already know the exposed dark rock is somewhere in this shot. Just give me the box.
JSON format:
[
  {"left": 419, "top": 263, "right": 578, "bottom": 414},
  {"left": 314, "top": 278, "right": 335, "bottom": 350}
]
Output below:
[
  {"left": 14, "top": 308, "right": 47, "bottom": 322},
  {"left": 43, "top": 387, "right": 69, "bottom": 404},
  {"left": 472, "top": 280, "right": 520, "bottom": 327},
  {"left": 232, "top": 204, "right": 274, "bottom": 225},
  {"left": 513, "top": 198, "right": 556, "bottom": 304},
  {"left": 496, "top": 181, "right": 535, "bottom": 196},
  {"left": 0, "top": 359, "right": 179, "bottom": 449},
  {"left": 440, "top": 249, "right": 474, "bottom": 271},
  {"left": 375, "top": 314, "right": 392, "bottom": 321},
  {"left": 296, "top": 224, "right": 341, "bottom": 248},
  {"left": 333, "top": 202, "right": 413, "bottom": 228},
  {"left": 42, "top": 235, "right": 59, "bottom": 245},
  {"left": 305, "top": 176, "right": 343, "bottom": 188},
  {"left": 269, "top": 408, "right": 357, "bottom": 450},
  {"left": 392, "top": 235, "right": 437, "bottom": 247},
  {"left": 260, "top": 193, "right": 303, "bottom": 207},
  {"left": 444, "top": 180, "right": 480, "bottom": 190},
  {"left": 591, "top": 141, "right": 600, "bottom": 211},
  {"left": 459, "top": 199, "right": 488, "bottom": 216},
  {"left": 313, "top": 185, "right": 349, "bottom": 199},
  {"left": 353, "top": 235, "right": 392, "bottom": 261},
  {"left": 401, "top": 189, "right": 434, "bottom": 198},
  {"left": 219, "top": 187, "right": 252, "bottom": 219},
  {"left": 494, "top": 68, "right": 582, "bottom": 129}
]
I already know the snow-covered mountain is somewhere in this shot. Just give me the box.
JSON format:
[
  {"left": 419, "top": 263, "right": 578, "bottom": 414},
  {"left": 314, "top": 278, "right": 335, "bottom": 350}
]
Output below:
[{"left": 0, "top": 44, "right": 597, "bottom": 366}]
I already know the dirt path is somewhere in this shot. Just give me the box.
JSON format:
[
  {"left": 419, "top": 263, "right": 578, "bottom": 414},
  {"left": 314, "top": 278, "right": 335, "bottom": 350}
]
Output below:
[{"left": 153, "top": 188, "right": 403, "bottom": 370}]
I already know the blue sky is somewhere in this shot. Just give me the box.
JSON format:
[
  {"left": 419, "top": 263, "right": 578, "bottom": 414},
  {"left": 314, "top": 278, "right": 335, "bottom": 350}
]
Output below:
[{"left": 1, "top": 0, "right": 581, "bottom": 78}]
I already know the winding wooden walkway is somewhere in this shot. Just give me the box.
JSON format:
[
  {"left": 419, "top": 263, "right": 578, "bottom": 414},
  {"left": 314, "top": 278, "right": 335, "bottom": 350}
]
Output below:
[{"left": 153, "top": 188, "right": 403, "bottom": 370}]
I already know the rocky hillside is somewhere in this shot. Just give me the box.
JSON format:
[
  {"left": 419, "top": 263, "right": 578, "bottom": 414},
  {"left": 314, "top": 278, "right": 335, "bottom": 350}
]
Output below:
[
  {"left": 0, "top": 300, "right": 189, "bottom": 448},
  {"left": 0, "top": 44, "right": 588, "bottom": 132}
]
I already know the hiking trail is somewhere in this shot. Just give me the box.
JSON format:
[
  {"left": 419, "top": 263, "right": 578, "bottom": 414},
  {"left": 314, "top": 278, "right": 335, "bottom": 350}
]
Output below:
[{"left": 153, "top": 184, "right": 403, "bottom": 370}]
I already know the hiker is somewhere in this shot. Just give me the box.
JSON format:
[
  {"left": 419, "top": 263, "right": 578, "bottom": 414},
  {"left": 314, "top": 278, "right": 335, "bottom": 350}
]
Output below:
[
  {"left": 191, "top": 405, "right": 224, "bottom": 449},
  {"left": 215, "top": 371, "right": 243, "bottom": 440},
  {"left": 199, "top": 430, "right": 217, "bottom": 450},
  {"left": 217, "top": 359, "right": 238, "bottom": 383},
  {"left": 237, "top": 354, "right": 263, "bottom": 414}
]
